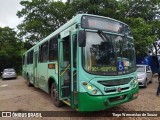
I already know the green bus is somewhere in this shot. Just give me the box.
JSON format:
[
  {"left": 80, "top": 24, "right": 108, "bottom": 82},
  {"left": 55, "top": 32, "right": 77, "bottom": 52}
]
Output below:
[{"left": 22, "top": 14, "right": 139, "bottom": 112}]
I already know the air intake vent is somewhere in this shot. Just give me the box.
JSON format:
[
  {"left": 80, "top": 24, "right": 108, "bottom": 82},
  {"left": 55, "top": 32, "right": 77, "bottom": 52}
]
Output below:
[
  {"left": 98, "top": 77, "right": 132, "bottom": 86},
  {"left": 109, "top": 94, "right": 127, "bottom": 102}
]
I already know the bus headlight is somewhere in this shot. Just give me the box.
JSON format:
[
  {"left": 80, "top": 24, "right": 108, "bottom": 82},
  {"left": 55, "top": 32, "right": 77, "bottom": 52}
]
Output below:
[
  {"left": 82, "top": 82, "right": 102, "bottom": 95},
  {"left": 132, "top": 79, "right": 138, "bottom": 88},
  {"left": 134, "top": 79, "right": 138, "bottom": 84},
  {"left": 93, "top": 89, "right": 97, "bottom": 94},
  {"left": 88, "top": 85, "right": 92, "bottom": 90}
]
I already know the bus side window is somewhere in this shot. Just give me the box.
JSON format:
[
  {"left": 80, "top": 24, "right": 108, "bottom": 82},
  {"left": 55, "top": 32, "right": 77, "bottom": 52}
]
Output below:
[
  {"left": 73, "top": 34, "right": 77, "bottom": 68},
  {"left": 39, "top": 41, "right": 48, "bottom": 63},
  {"left": 39, "top": 46, "right": 42, "bottom": 62},
  {"left": 30, "top": 50, "right": 33, "bottom": 64},
  {"left": 27, "top": 52, "right": 30, "bottom": 64},
  {"left": 42, "top": 42, "right": 48, "bottom": 62},
  {"left": 49, "top": 36, "right": 58, "bottom": 61},
  {"left": 63, "top": 36, "right": 70, "bottom": 67}
]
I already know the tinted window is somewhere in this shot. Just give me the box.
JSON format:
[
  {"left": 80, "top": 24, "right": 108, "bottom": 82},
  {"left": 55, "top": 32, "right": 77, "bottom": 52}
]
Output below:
[
  {"left": 39, "top": 46, "right": 42, "bottom": 62},
  {"left": 39, "top": 42, "right": 48, "bottom": 62},
  {"left": 27, "top": 52, "right": 30, "bottom": 64},
  {"left": 27, "top": 50, "right": 33, "bottom": 64},
  {"left": 49, "top": 36, "right": 58, "bottom": 61},
  {"left": 146, "top": 66, "right": 151, "bottom": 71},
  {"left": 30, "top": 50, "right": 33, "bottom": 64},
  {"left": 73, "top": 35, "right": 77, "bottom": 68}
]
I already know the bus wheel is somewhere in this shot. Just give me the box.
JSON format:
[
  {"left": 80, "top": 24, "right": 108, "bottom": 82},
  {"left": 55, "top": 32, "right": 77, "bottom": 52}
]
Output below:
[
  {"left": 27, "top": 76, "right": 32, "bottom": 87},
  {"left": 51, "top": 83, "right": 64, "bottom": 107}
]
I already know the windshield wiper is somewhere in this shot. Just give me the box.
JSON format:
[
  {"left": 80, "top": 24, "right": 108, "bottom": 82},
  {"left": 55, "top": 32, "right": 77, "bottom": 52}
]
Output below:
[{"left": 97, "top": 30, "right": 110, "bottom": 42}]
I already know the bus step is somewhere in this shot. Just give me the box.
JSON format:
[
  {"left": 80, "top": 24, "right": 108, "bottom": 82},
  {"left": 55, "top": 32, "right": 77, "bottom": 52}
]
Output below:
[
  {"left": 61, "top": 97, "right": 71, "bottom": 100},
  {"left": 61, "top": 86, "right": 70, "bottom": 89}
]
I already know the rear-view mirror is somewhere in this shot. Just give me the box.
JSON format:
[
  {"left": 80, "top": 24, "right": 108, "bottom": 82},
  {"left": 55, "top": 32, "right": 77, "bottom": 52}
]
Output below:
[{"left": 78, "top": 30, "right": 86, "bottom": 47}]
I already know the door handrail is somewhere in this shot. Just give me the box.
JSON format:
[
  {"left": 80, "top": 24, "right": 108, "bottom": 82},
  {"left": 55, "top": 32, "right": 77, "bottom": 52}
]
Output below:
[{"left": 60, "top": 64, "right": 70, "bottom": 77}]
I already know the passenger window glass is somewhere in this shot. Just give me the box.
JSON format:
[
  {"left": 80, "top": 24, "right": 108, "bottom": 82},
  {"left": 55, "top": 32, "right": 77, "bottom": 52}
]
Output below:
[
  {"left": 27, "top": 52, "right": 30, "bottom": 64},
  {"left": 30, "top": 50, "right": 33, "bottom": 64},
  {"left": 39, "top": 46, "right": 42, "bottom": 62},
  {"left": 49, "top": 36, "right": 58, "bottom": 61},
  {"left": 146, "top": 67, "right": 148, "bottom": 71},
  {"left": 39, "top": 42, "right": 48, "bottom": 63},
  {"left": 146, "top": 66, "right": 150, "bottom": 71},
  {"left": 73, "top": 34, "right": 77, "bottom": 68},
  {"left": 42, "top": 42, "right": 48, "bottom": 62}
]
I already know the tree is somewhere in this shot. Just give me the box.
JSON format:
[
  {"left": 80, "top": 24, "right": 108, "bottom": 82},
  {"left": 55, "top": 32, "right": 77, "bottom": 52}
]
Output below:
[
  {"left": 118, "top": 0, "right": 159, "bottom": 21},
  {"left": 17, "top": 0, "right": 160, "bottom": 57},
  {"left": 117, "top": 0, "right": 160, "bottom": 57},
  {"left": 124, "top": 18, "right": 156, "bottom": 56},
  {"left": 17, "top": 0, "right": 73, "bottom": 44},
  {"left": 0, "top": 27, "right": 23, "bottom": 73},
  {"left": 71, "top": 0, "right": 119, "bottom": 18}
]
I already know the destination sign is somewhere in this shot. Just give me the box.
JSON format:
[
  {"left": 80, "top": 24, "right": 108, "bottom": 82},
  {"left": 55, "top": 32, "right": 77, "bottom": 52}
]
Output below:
[
  {"left": 81, "top": 15, "right": 132, "bottom": 35},
  {"left": 91, "top": 66, "right": 117, "bottom": 72}
]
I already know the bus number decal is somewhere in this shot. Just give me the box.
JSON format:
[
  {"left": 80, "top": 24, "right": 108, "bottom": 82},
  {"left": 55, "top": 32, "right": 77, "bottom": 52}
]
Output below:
[{"left": 91, "top": 67, "right": 116, "bottom": 72}]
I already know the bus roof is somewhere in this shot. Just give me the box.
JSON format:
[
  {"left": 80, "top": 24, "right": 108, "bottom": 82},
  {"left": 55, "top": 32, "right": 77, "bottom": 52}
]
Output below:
[{"left": 24, "top": 14, "right": 128, "bottom": 54}]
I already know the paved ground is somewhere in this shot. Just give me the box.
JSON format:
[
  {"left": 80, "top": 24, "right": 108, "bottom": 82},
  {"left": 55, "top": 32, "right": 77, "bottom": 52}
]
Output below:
[{"left": 0, "top": 76, "right": 160, "bottom": 120}]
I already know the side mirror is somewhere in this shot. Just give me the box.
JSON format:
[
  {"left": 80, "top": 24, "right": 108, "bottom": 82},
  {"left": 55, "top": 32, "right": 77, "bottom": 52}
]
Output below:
[{"left": 78, "top": 30, "right": 86, "bottom": 47}]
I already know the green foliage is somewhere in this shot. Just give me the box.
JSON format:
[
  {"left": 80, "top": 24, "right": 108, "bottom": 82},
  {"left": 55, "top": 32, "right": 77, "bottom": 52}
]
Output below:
[
  {"left": 17, "top": 0, "right": 72, "bottom": 44},
  {"left": 125, "top": 18, "right": 156, "bottom": 56},
  {"left": 118, "top": 0, "right": 160, "bottom": 56},
  {"left": 118, "top": 0, "right": 159, "bottom": 21},
  {"left": 0, "top": 27, "right": 23, "bottom": 73},
  {"left": 71, "top": 0, "right": 119, "bottom": 18},
  {"left": 16, "top": 0, "right": 160, "bottom": 57}
]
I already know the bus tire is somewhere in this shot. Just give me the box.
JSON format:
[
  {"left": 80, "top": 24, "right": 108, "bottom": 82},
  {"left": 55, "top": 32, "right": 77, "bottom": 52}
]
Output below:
[
  {"left": 27, "top": 76, "right": 32, "bottom": 87},
  {"left": 51, "top": 83, "right": 64, "bottom": 107}
]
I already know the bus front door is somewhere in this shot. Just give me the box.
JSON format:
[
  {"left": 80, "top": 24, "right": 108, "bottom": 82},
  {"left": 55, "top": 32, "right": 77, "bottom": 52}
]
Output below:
[{"left": 58, "top": 33, "right": 77, "bottom": 108}]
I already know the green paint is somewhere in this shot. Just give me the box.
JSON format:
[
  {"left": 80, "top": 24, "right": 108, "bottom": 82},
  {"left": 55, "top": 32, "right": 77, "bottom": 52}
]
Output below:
[
  {"left": 78, "top": 85, "right": 138, "bottom": 111},
  {"left": 22, "top": 14, "right": 138, "bottom": 111}
]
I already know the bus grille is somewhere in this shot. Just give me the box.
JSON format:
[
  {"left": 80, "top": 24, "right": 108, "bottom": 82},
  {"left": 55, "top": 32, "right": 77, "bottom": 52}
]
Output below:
[{"left": 98, "top": 77, "right": 132, "bottom": 87}]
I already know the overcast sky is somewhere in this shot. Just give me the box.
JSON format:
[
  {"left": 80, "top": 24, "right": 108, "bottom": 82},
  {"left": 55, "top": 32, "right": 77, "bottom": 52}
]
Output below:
[
  {"left": 0, "top": 0, "right": 23, "bottom": 29},
  {"left": 0, "top": 0, "right": 67, "bottom": 29}
]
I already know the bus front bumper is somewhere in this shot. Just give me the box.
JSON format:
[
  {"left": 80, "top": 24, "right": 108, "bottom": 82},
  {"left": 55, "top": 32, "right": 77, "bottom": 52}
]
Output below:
[{"left": 78, "top": 85, "right": 138, "bottom": 112}]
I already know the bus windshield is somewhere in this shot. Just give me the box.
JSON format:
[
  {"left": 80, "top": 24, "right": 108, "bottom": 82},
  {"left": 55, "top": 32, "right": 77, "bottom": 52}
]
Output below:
[{"left": 82, "top": 32, "right": 136, "bottom": 75}]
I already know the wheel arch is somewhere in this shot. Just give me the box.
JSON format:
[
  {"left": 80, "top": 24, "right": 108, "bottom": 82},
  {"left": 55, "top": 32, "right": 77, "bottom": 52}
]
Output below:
[{"left": 48, "top": 76, "right": 58, "bottom": 94}]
